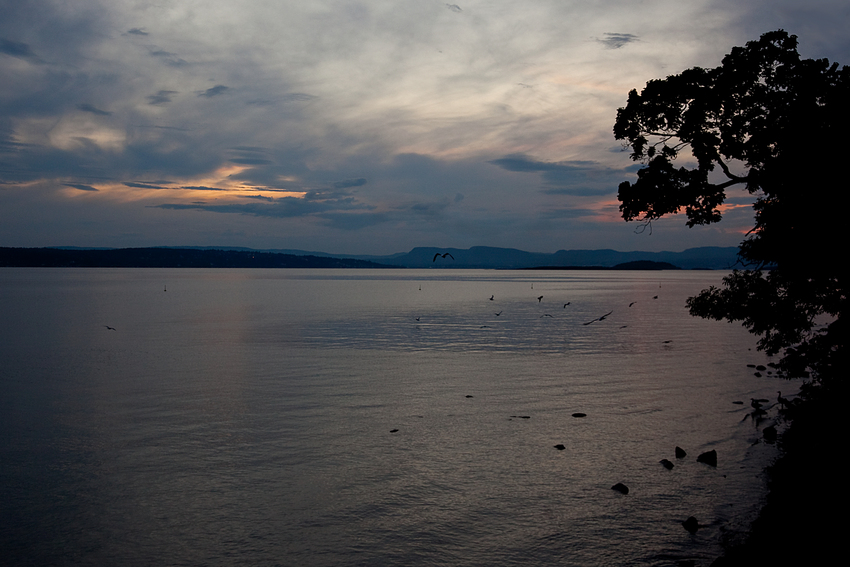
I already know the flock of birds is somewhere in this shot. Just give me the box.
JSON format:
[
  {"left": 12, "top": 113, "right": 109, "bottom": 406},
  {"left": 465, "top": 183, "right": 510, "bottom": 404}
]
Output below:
[{"left": 413, "top": 276, "right": 661, "bottom": 333}]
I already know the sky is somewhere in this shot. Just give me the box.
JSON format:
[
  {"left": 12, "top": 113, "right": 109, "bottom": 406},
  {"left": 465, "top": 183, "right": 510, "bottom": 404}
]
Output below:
[{"left": 2, "top": 0, "right": 848, "bottom": 255}]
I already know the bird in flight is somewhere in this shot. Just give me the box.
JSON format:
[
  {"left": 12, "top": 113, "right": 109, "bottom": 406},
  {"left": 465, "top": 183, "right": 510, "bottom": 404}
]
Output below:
[
  {"left": 563, "top": 302, "right": 571, "bottom": 308},
  {"left": 583, "top": 310, "right": 613, "bottom": 325},
  {"left": 104, "top": 325, "right": 116, "bottom": 331},
  {"left": 495, "top": 311, "right": 502, "bottom": 316},
  {"left": 433, "top": 252, "right": 454, "bottom": 262},
  {"left": 489, "top": 295, "right": 494, "bottom": 300},
  {"left": 537, "top": 296, "right": 543, "bottom": 303}
]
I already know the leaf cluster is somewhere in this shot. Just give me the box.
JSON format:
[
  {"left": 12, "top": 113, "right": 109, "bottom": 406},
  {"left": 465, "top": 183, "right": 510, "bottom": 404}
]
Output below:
[{"left": 614, "top": 30, "right": 848, "bottom": 381}]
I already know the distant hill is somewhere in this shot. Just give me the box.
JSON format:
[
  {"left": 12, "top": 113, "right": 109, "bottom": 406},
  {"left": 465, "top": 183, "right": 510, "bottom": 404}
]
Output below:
[
  {"left": 0, "top": 248, "right": 397, "bottom": 269},
  {"left": 1, "top": 245, "right": 740, "bottom": 270},
  {"left": 342, "top": 245, "right": 739, "bottom": 270}
]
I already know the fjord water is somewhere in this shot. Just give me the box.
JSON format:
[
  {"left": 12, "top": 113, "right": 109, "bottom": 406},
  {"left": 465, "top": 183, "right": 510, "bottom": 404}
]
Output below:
[{"left": 0, "top": 269, "right": 784, "bottom": 566}]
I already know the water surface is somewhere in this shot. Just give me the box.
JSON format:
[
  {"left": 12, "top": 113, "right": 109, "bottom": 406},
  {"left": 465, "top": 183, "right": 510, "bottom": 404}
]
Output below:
[{"left": 0, "top": 269, "right": 787, "bottom": 565}]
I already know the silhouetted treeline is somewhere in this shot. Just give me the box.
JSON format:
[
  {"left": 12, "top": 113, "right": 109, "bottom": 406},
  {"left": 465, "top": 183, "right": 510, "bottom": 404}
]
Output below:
[{"left": 0, "top": 247, "right": 397, "bottom": 268}]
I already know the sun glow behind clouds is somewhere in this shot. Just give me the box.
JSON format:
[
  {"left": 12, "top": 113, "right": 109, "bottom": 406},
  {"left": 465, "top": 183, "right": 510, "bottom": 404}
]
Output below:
[{"left": 61, "top": 163, "right": 307, "bottom": 202}]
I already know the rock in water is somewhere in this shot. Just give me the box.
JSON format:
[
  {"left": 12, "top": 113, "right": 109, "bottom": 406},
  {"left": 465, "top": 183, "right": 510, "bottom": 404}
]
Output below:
[
  {"left": 697, "top": 450, "right": 717, "bottom": 467},
  {"left": 675, "top": 446, "right": 687, "bottom": 459},
  {"left": 763, "top": 426, "right": 777, "bottom": 443},
  {"left": 682, "top": 516, "right": 700, "bottom": 534},
  {"left": 611, "top": 483, "right": 629, "bottom": 495},
  {"left": 553, "top": 444, "right": 566, "bottom": 450},
  {"left": 660, "top": 459, "right": 674, "bottom": 470}
]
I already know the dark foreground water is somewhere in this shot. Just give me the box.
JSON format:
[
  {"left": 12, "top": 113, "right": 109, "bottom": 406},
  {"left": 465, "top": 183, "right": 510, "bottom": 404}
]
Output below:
[{"left": 0, "top": 269, "right": 788, "bottom": 566}]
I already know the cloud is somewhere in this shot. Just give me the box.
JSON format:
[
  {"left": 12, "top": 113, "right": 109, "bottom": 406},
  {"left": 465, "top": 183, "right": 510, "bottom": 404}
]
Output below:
[
  {"left": 445, "top": 4, "right": 462, "bottom": 13},
  {"left": 333, "top": 178, "right": 367, "bottom": 189},
  {"left": 77, "top": 103, "right": 111, "bottom": 116},
  {"left": 230, "top": 157, "right": 273, "bottom": 165},
  {"left": 123, "top": 181, "right": 168, "bottom": 189},
  {"left": 127, "top": 28, "right": 148, "bottom": 36},
  {"left": 63, "top": 183, "right": 99, "bottom": 191},
  {"left": 598, "top": 33, "right": 639, "bottom": 49},
  {"left": 0, "top": 37, "right": 40, "bottom": 61},
  {"left": 150, "top": 50, "right": 188, "bottom": 67},
  {"left": 152, "top": 192, "right": 373, "bottom": 219},
  {"left": 199, "top": 85, "right": 229, "bottom": 98},
  {"left": 147, "top": 90, "right": 178, "bottom": 105},
  {"left": 489, "top": 154, "right": 621, "bottom": 196}
]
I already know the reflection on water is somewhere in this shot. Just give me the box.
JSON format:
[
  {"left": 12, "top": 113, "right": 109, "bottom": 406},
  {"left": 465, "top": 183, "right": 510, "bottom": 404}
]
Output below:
[{"left": 0, "top": 269, "right": 787, "bottom": 565}]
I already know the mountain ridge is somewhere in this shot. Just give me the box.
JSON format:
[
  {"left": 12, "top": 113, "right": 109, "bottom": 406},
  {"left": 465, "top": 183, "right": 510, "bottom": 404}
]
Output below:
[{"left": 2, "top": 245, "right": 740, "bottom": 269}]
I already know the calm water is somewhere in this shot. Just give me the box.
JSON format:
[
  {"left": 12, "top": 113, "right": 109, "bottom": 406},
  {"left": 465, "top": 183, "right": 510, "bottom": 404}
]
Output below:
[{"left": 0, "top": 269, "right": 788, "bottom": 566}]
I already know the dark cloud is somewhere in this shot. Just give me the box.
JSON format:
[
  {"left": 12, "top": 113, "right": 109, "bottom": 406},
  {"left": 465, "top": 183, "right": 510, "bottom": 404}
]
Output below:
[
  {"left": 230, "top": 157, "right": 273, "bottom": 165},
  {"left": 63, "top": 183, "right": 99, "bottom": 191},
  {"left": 241, "top": 194, "right": 274, "bottom": 202},
  {"left": 147, "top": 90, "right": 178, "bottom": 105},
  {"left": 150, "top": 50, "right": 188, "bottom": 67},
  {"left": 407, "top": 200, "right": 450, "bottom": 217},
  {"left": 152, "top": 193, "right": 371, "bottom": 218},
  {"left": 199, "top": 85, "right": 229, "bottom": 98},
  {"left": 0, "top": 37, "right": 39, "bottom": 61},
  {"left": 490, "top": 154, "right": 621, "bottom": 196},
  {"left": 127, "top": 28, "right": 148, "bottom": 36},
  {"left": 445, "top": 4, "right": 462, "bottom": 13},
  {"left": 231, "top": 146, "right": 267, "bottom": 152},
  {"left": 490, "top": 154, "right": 597, "bottom": 173},
  {"left": 179, "top": 185, "right": 227, "bottom": 191},
  {"left": 598, "top": 33, "right": 638, "bottom": 49},
  {"left": 123, "top": 181, "right": 167, "bottom": 189},
  {"left": 333, "top": 178, "right": 367, "bottom": 189},
  {"left": 77, "top": 103, "right": 111, "bottom": 116},
  {"left": 245, "top": 93, "right": 316, "bottom": 106}
]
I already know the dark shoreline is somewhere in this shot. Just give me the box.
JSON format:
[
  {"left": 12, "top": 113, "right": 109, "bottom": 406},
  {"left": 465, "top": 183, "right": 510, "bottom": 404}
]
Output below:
[{"left": 711, "top": 383, "right": 843, "bottom": 565}]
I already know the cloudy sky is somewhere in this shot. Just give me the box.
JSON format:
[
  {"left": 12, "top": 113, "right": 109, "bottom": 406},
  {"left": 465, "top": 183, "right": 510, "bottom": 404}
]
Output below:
[{"left": 2, "top": 0, "right": 848, "bottom": 254}]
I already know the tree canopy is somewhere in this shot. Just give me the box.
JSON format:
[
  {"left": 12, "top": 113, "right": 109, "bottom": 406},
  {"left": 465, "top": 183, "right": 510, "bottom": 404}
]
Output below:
[{"left": 614, "top": 30, "right": 846, "bottom": 382}]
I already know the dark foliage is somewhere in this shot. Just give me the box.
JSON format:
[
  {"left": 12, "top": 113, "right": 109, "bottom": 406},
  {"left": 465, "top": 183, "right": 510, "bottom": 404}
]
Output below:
[{"left": 614, "top": 30, "right": 847, "bottom": 382}]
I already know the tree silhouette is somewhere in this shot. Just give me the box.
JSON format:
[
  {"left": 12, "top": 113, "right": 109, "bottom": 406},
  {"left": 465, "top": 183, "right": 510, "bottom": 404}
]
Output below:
[{"left": 614, "top": 30, "right": 846, "bottom": 382}]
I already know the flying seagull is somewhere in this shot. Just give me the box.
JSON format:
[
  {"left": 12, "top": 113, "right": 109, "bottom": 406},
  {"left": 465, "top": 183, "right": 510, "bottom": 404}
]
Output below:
[
  {"left": 104, "top": 325, "right": 116, "bottom": 331},
  {"left": 537, "top": 296, "right": 543, "bottom": 303},
  {"left": 583, "top": 310, "right": 613, "bottom": 325},
  {"left": 433, "top": 252, "right": 454, "bottom": 262}
]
